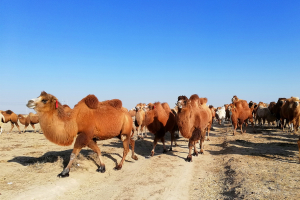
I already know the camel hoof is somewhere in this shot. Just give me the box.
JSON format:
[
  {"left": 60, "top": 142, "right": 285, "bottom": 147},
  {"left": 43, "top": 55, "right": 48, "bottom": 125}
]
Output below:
[
  {"left": 207, "top": 138, "right": 210, "bottom": 141},
  {"left": 96, "top": 165, "right": 106, "bottom": 173},
  {"left": 199, "top": 150, "right": 204, "bottom": 154},
  {"left": 132, "top": 155, "right": 138, "bottom": 160},
  {"left": 163, "top": 149, "right": 168, "bottom": 154},
  {"left": 57, "top": 169, "right": 69, "bottom": 178},
  {"left": 193, "top": 152, "right": 198, "bottom": 156},
  {"left": 175, "top": 143, "right": 178, "bottom": 147},
  {"left": 169, "top": 147, "right": 173, "bottom": 151},
  {"left": 185, "top": 156, "right": 192, "bottom": 162},
  {"left": 114, "top": 165, "right": 122, "bottom": 171},
  {"left": 57, "top": 173, "right": 69, "bottom": 178}
]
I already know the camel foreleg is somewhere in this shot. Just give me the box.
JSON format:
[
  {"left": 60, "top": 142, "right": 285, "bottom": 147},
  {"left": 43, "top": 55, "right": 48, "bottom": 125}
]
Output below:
[
  {"left": 58, "top": 134, "right": 87, "bottom": 178},
  {"left": 161, "top": 137, "right": 167, "bottom": 153},
  {"left": 129, "top": 137, "right": 138, "bottom": 160},
  {"left": 150, "top": 136, "right": 159, "bottom": 157},
  {"left": 23, "top": 125, "right": 28, "bottom": 133},
  {"left": 169, "top": 130, "right": 176, "bottom": 151},
  {"left": 192, "top": 141, "right": 198, "bottom": 156},
  {"left": 186, "top": 140, "right": 193, "bottom": 162},
  {"left": 15, "top": 122, "right": 21, "bottom": 134}
]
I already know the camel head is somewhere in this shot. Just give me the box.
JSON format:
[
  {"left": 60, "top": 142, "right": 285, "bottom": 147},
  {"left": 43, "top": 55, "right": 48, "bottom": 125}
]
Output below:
[
  {"left": 27, "top": 91, "right": 60, "bottom": 112},
  {"left": 231, "top": 95, "right": 239, "bottom": 103},
  {"left": 176, "top": 95, "right": 188, "bottom": 109}
]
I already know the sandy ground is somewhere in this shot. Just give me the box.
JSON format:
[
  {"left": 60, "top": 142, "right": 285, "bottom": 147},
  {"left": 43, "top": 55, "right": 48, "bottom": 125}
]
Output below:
[{"left": 0, "top": 120, "right": 300, "bottom": 200}]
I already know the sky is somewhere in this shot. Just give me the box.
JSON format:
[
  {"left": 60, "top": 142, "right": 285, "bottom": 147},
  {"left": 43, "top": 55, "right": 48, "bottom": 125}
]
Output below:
[{"left": 1, "top": 0, "right": 300, "bottom": 114}]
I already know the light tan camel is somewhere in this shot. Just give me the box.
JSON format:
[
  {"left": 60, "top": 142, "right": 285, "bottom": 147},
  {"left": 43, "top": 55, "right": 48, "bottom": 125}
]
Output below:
[
  {"left": 0, "top": 110, "right": 21, "bottom": 134},
  {"left": 26, "top": 91, "right": 138, "bottom": 177},
  {"left": 18, "top": 112, "right": 40, "bottom": 133}
]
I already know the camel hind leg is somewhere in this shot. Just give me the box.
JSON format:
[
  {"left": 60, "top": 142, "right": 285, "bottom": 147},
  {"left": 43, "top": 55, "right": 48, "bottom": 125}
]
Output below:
[
  {"left": 115, "top": 134, "right": 130, "bottom": 170},
  {"left": 31, "top": 124, "right": 36, "bottom": 133},
  {"left": 87, "top": 139, "right": 106, "bottom": 173}
]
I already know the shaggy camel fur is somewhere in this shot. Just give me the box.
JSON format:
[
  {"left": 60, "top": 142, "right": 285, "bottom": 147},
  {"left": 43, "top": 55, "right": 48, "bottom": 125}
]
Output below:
[
  {"left": 18, "top": 113, "right": 40, "bottom": 133},
  {"left": 134, "top": 103, "right": 147, "bottom": 139},
  {"left": 176, "top": 94, "right": 212, "bottom": 162},
  {"left": 1, "top": 110, "right": 21, "bottom": 134},
  {"left": 143, "top": 102, "right": 177, "bottom": 156},
  {"left": 27, "top": 91, "right": 138, "bottom": 177},
  {"left": 231, "top": 96, "right": 255, "bottom": 135},
  {"left": 0, "top": 113, "right": 5, "bottom": 134}
]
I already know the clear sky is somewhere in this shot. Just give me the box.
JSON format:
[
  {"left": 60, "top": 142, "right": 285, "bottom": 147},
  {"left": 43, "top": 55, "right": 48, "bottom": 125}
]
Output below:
[{"left": 1, "top": 0, "right": 299, "bottom": 114}]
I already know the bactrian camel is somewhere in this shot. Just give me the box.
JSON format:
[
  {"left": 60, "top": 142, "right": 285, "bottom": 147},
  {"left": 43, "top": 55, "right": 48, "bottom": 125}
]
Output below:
[
  {"left": 27, "top": 91, "right": 138, "bottom": 177},
  {"left": 176, "top": 94, "right": 212, "bottom": 162},
  {"left": 18, "top": 112, "right": 40, "bottom": 133},
  {"left": 0, "top": 110, "right": 21, "bottom": 134},
  {"left": 143, "top": 102, "right": 177, "bottom": 157}
]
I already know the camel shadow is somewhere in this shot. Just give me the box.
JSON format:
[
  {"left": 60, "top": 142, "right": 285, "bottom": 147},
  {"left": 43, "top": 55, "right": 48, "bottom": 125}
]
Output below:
[
  {"left": 207, "top": 138, "right": 299, "bottom": 164},
  {"left": 7, "top": 148, "right": 129, "bottom": 168}
]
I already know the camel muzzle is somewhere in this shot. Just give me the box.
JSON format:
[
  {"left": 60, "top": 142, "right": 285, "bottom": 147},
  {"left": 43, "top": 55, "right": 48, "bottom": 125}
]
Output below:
[{"left": 26, "top": 99, "right": 36, "bottom": 109}]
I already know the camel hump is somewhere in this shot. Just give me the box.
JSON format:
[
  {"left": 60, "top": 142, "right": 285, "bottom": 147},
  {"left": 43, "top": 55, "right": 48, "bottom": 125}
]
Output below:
[
  {"left": 161, "top": 102, "right": 171, "bottom": 113},
  {"left": 100, "top": 99, "right": 123, "bottom": 109},
  {"left": 5, "top": 110, "right": 13, "bottom": 115},
  {"left": 189, "top": 94, "right": 200, "bottom": 101},
  {"left": 84, "top": 95, "right": 99, "bottom": 109},
  {"left": 199, "top": 98, "right": 208, "bottom": 105}
]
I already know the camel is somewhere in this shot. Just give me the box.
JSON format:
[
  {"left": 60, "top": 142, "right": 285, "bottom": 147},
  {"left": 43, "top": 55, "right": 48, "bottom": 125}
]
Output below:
[
  {"left": 143, "top": 102, "right": 177, "bottom": 156},
  {"left": 230, "top": 96, "right": 255, "bottom": 135},
  {"left": 26, "top": 91, "right": 138, "bottom": 177},
  {"left": 0, "top": 110, "right": 21, "bottom": 134},
  {"left": 18, "top": 113, "right": 40, "bottom": 133},
  {"left": 176, "top": 94, "right": 212, "bottom": 162},
  {"left": 0, "top": 113, "right": 5, "bottom": 135},
  {"left": 134, "top": 103, "right": 147, "bottom": 139}
]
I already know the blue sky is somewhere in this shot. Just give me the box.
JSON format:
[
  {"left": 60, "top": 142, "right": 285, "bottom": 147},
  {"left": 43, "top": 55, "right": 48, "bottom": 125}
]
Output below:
[{"left": 1, "top": 0, "right": 299, "bottom": 114}]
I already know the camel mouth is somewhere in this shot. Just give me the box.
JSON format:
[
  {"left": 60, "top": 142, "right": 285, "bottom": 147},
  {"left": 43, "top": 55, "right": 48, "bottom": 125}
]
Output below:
[{"left": 27, "top": 99, "right": 37, "bottom": 109}]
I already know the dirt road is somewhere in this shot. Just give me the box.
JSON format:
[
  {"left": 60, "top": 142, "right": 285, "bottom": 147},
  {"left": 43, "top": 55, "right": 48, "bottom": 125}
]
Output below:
[{"left": 0, "top": 122, "right": 299, "bottom": 199}]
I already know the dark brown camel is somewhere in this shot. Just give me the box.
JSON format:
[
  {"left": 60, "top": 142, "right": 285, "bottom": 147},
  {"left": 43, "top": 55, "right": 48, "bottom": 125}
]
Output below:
[
  {"left": 143, "top": 102, "right": 177, "bottom": 156},
  {"left": 1, "top": 110, "right": 21, "bottom": 134},
  {"left": 26, "top": 91, "right": 138, "bottom": 178},
  {"left": 18, "top": 112, "right": 40, "bottom": 133}
]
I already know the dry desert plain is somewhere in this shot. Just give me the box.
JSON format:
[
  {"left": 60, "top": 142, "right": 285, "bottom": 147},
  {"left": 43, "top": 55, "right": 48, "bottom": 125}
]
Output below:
[{"left": 0, "top": 120, "right": 300, "bottom": 200}]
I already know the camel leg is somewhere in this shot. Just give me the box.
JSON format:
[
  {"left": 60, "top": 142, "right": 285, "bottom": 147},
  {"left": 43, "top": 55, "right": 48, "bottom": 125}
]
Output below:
[
  {"left": 232, "top": 119, "right": 238, "bottom": 136},
  {"left": 169, "top": 130, "right": 175, "bottom": 151},
  {"left": 115, "top": 134, "right": 130, "bottom": 170},
  {"left": 192, "top": 141, "right": 198, "bottom": 156},
  {"left": 23, "top": 125, "right": 28, "bottom": 133},
  {"left": 31, "top": 124, "right": 36, "bottom": 133},
  {"left": 150, "top": 136, "right": 159, "bottom": 157},
  {"left": 129, "top": 137, "right": 138, "bottom": 160},
  {"left": 15, "top": 122, "right": 21, "bottom": 134},
  {"left": 58, "top": 134, "right": 87, "bottom": 178},
  {"left": 8, "top": 122, "right": 14, "bottom": 133},
  {"left": 161, "top": 137, "right": 167, "bottom": 153},
  {"left": 87, "top": 139, "right": 106, "bottom": 173},
  {"left": 206, "top": 122, "right": 212, "bottom": 141},
  {"left": 186, "top": 140, "right": 193, "bottom": 162}
]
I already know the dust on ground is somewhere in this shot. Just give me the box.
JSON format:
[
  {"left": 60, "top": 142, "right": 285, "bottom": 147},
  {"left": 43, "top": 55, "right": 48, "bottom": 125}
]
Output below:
[{"left": 0, "top": 121, "right": 299, "bottom": 200}]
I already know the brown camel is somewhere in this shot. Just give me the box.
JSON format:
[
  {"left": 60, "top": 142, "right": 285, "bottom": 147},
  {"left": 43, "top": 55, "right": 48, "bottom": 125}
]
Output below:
[
  {"left": 134, "top": 103, "right": 147, "bottom": 139},
  {"left": 176, "top": 94, "right": 212, "bottom": 162},
  {"left": 230, "top": 96, "right": 255, "bottom": 135},
  {"left": 26, "top": 91, "right": 138, "bottom": 177},
  {"left": 1, "top": 110, "right": 21, "bottom": 134},
  {"left": 143, "top": 102, "right": 177, "bottom": 156},
  {"left": 18, "top": 112, "right": 40, "bottom": 133}
]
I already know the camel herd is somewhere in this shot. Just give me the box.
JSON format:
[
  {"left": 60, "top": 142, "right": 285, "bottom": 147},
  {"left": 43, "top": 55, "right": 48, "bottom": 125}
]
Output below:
[
  {"left": 0, "top": 110, "right": 39, "bottom": 134},
  {"left": 1, "top": 91, "right": 299, "bottom": 178}
]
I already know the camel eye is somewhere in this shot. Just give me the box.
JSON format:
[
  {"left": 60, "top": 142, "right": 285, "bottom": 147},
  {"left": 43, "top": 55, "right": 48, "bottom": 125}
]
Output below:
[{"left": 42, "top": 99, "right": 48, "bottom": 104}]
